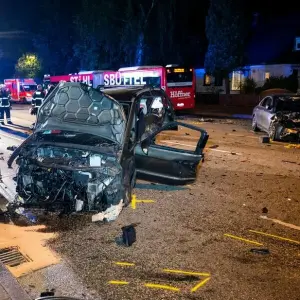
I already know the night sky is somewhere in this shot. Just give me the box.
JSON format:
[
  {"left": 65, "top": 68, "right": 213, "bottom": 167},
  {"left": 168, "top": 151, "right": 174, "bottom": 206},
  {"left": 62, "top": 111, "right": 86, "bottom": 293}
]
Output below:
[{"left": 0, "top": 0, "right": 298, "bottom": 79}]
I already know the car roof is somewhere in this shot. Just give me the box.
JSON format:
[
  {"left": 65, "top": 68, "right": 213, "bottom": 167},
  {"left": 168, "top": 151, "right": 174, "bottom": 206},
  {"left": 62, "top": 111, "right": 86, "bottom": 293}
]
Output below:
[{"left": 102, "top": 86, "right": 165, "bottom": 102}]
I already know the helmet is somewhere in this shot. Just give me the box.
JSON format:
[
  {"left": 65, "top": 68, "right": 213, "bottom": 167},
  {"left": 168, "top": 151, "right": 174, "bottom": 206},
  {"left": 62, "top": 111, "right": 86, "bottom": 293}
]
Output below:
[{"left": 37, "top": 84, "right": 42, "bottom": 90}]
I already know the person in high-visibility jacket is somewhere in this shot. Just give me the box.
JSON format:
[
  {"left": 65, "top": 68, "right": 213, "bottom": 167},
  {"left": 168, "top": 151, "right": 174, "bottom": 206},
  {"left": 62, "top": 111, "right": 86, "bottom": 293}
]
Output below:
[{"left": 0, "top": 84, "right": 12, "bottom": 125}]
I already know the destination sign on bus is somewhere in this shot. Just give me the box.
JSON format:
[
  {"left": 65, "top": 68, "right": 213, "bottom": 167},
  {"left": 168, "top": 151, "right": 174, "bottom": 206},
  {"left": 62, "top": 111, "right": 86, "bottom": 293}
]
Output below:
[
  {"left": 174, "top": 68, "right": 185, "bottom": 73},
  {"left": 104, "top": 72, "right": 147, "bottom": 86}
]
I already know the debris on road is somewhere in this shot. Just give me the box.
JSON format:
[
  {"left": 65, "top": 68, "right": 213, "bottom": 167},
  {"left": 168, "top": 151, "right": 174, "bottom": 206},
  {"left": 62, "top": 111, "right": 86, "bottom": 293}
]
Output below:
[
  {"left": 282, "top": 160, "right": 298, "bottom": 165},
  {"left": 262, "top": 207, "right": 268, "bottom": 214},
  {"left": 285, "top": 144, "right": 300, "bottom": 149},
  {"left": 209, "top": 144, "right": 219, "bottom": 149},
  {"left": 260, "top": 136, "right": 270, "bottom": 143},
  {"left": 250, "top": 248, "right": 270, "bottom": 255},
  {"left": 7, "top": 145, "right": 17, "bottom": 151},
  {"left": 116, "top": 224, "right": 137, "bottom": 247},
  {"left": 199, "top": 118, "right": 214, "bottom": 123}
]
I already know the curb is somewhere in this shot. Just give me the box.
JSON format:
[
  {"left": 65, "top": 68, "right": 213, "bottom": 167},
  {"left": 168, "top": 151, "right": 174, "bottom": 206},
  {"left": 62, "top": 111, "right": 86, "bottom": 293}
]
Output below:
[{"left": 177, "top": 113, "right": 252, "bottom": 120}]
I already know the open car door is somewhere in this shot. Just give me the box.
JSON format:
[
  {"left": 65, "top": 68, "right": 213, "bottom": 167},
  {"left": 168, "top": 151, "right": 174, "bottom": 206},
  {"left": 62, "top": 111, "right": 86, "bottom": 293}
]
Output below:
[{"left": 135, "top": 121, "right": 209, "bottom": 185}]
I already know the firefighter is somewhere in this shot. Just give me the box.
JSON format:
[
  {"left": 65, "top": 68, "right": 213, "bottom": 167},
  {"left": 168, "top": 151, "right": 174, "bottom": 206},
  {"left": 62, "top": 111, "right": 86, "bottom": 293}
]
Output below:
[
  {"left": 30, "top": 84, "right": 46, "bottom": 130},
  {"left": 30, "top": 84, "right": 46, "bottom": 116},
  {"left": 0, "top": 84, "right": 12, "bottom": 125}
]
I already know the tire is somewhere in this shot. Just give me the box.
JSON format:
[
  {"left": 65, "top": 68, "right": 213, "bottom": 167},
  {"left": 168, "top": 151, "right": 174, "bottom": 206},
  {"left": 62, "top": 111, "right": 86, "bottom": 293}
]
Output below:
[
  {"left": 269, "top": 123, "right": 283, "bottom": 141},
  {"left": 252, "top": 115, "right": 259, "bottom": 131}
]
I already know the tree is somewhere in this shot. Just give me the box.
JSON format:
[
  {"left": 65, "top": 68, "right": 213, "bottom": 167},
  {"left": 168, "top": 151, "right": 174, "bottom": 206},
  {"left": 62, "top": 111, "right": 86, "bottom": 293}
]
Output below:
[
  {"left": 15, "top": 53, "right": 41, "bottom": 78},
  {"left": 204, "top": 0, "right": 250, "bottom": 93},
  {"left": 32, "top": 0, "right": 79, "bottom": 75}
]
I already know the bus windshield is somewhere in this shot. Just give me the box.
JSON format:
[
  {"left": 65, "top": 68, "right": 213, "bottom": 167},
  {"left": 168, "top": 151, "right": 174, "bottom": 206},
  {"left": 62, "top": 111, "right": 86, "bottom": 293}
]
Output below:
[{"left": 166, "top": 71, "right": 193, "bottom": 87}]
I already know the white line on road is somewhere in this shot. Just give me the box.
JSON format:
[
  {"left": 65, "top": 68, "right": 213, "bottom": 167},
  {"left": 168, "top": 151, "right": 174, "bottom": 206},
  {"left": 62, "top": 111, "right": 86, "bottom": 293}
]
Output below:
[
  {"left": 0, "top": 132, "right": 25, "bottom": 142},
  {"left": 160, "top": 140, "right": 242, "bottom": 155},
  {"left": 260, "top": 215, "right": 300, "bottom": 231}
]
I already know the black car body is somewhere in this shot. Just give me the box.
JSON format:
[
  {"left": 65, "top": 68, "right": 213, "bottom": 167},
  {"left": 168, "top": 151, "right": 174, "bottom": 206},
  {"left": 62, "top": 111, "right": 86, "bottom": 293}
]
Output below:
[
  {"left": 252, "top": 94, "right": 300, "bottom": 142},
  {"left": 6, "top": 83, "right": 208, "bottom": 222}
]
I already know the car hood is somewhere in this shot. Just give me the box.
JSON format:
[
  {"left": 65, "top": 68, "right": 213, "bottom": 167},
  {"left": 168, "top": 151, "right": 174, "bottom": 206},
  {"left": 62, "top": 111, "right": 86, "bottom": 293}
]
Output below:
[{"left": 35, "top": 82, "right": 126, "bottom": 145}]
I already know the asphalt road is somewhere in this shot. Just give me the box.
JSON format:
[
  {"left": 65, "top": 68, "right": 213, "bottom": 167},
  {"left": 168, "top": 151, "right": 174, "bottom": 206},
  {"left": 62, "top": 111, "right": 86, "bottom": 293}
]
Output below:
[{"left": 1, "top": 105, "right": 300, "bottom": 300}]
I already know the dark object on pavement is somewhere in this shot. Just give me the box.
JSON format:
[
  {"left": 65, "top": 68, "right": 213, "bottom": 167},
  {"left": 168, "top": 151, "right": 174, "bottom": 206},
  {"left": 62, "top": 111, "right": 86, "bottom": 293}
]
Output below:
[
  {"left": 7, "top": 145, "right": 17, "bottom": 151},
  {"left": 40, "top": 291, "right": 55, "bottom": 297},
  {"left": 209, "top": 144, "right": 219, "bottom": 149},
  {"left": 260, "top": 136, "right": 270, "bottom": 143},
  {"left": 262, "top": 207, "right": 268, "bottom": 214},
  {"left": 250, "top": 248, "right": 270, "bottom": 255},
  {"left": 122, "top": 224, "right": 137, "bottom": 246}
]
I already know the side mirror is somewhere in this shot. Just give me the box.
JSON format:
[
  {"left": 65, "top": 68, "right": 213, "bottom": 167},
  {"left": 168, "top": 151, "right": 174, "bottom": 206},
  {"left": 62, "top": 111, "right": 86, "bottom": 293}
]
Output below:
[{"left": 140, "top": 138, "right": 151, "bottom": 155}]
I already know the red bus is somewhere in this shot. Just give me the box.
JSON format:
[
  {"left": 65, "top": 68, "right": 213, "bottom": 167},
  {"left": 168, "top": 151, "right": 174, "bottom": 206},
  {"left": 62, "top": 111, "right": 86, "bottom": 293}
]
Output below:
[
  {"left": 102, "top": 65, "right": 195, "bottom": 110},
  {"left": 44, "top": 70, "right": 113, "bottom": 89},
  {"left": 4, "top": 78, "right": 37, "bottom": 103}
]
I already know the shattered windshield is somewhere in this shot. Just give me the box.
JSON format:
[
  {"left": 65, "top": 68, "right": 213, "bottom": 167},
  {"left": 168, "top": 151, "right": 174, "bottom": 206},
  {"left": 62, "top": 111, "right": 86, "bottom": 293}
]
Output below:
[
  {"left": 36, "top": 82, "right": 126, "bottom": 145},
  {"left": 276, "top": 97, "right": 300, "bottom": 112}
]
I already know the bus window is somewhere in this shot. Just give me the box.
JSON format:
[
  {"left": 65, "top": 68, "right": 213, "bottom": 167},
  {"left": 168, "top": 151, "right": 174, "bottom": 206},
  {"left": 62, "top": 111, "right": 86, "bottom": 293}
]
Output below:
[{"left": 166, "top": 71, "right": 193, "bottom": 87}]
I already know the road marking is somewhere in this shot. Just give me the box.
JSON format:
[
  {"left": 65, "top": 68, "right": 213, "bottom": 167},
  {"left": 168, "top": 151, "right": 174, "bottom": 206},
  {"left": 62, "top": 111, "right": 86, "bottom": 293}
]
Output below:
[
  {"left": 161, "top": 140, "right": 242, "bottom": 155},
  {"left": 191, "top": 277, "right": 211, "bottom": 292},
  {"left": 0, "top": 132, "right": 24, "bottom": 142},
  {"left": 162, "top": 269, "right": 210, "bottom": 277},
  {"left": 160, "top": 140, "right": 195, "bottom": 148},
  {"left": 114, "top": 262, "right": 135, "bottom": 266},
  {"left": 249, "top": 230, "right": 300, "bottom": 245},
  {"left": 131, "top": 195, "right": 156, "bottom": 209},
  {"left": 211, "top": 149, "right": 242, "bottom": 155},
  {"left": 260, "top": 216, "right": 300, "bottom": 231},
  {"left": 224, "top": 233, "right": 263, "bottom": 246},
  {"left": 111, "top": 262, "right": 211, "bottom": 294},
  {"left": 144, "top": 283, "right": 180, "bottom": 292},
  {"left": 108, "top": 280, "right": 129, "bottom": 285}
]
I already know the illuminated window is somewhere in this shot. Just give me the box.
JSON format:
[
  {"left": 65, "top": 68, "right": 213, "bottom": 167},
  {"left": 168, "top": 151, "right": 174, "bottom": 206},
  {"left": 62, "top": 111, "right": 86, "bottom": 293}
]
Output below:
[
  {"left": 265, "top": 72, "right": 270, "bottom": 80},
  {"left": 231, "top": 71, "right": 243, "bottom": 91},
  {"left": 203, "top": 73, "right": 212, "bottom": 86}
]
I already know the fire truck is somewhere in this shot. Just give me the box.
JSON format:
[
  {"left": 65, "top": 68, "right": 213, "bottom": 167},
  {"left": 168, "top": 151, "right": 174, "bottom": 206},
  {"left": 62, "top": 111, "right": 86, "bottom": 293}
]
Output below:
[
  {"left": 102, "top": 65, "right": 196, "bottom": 110},
  {"left": 4, "top": 79, "right": 37, "bottom": 103}
]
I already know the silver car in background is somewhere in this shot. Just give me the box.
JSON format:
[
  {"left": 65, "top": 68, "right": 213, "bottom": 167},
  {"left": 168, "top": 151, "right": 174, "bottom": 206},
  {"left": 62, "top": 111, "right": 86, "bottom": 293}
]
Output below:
[{"left": 252, "top": 94, "right": 300, "bottom": 142}]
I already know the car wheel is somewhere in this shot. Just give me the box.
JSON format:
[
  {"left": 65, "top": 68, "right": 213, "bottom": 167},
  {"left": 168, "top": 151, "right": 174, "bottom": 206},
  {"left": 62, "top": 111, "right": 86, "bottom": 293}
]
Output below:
[
  {"left": 269, "top": 123, "right": 283, "bottom": 141},
  {"left": 252, "top": 115, "right": 259, "bottom": 131}
]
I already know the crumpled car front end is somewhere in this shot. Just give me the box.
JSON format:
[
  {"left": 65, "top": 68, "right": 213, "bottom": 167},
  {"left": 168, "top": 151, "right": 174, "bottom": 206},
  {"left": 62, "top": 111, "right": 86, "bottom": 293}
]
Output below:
[
  {"left": 270, "top": 111, "right": 300, "bottom": 142},
  {"left": 8, "top": 82, "right": 128, "bottom": 222},
  {"left": 14, "top": 140, "right": 124, "bottom": 221}
]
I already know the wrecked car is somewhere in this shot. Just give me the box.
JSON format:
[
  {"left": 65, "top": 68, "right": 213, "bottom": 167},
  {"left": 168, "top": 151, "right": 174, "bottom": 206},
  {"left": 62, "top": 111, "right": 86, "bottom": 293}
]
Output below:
[
  {"left": 6, "top": 83, "right": 208, "bottom": 222},
  {"left": 252, "top": 94, "right": 300, "bottom": 142}
]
